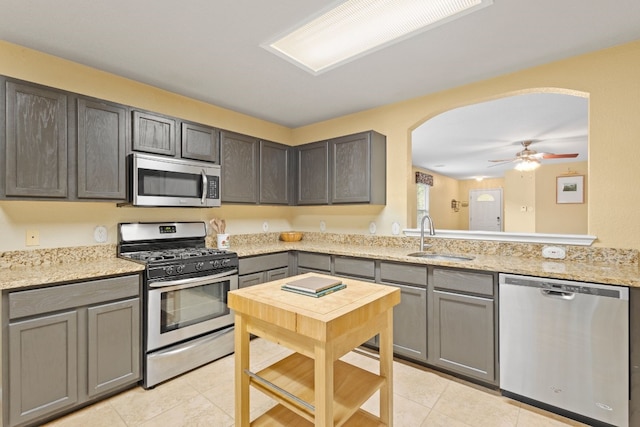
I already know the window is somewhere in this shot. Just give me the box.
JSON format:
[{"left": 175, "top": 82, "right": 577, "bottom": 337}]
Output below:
[{"left": 417, "top": 182, "right": 430, "bottom": 226}]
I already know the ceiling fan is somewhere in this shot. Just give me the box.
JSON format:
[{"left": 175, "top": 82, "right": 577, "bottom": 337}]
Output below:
[{"left": 488, "top": 140, "right": 579, "bottom": 170}]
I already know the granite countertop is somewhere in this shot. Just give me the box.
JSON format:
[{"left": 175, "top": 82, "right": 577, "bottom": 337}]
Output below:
[
  {"left": 1, "top": 257, "right": 145, "bottom": 291},
  {"left": 3, "top": 235, "right": 640, "bottom": 292},
  {"left": 231, "top": 241, "right": 640, "bottom": 288}
]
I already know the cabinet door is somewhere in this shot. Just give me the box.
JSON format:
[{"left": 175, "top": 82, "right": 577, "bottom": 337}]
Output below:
[
  {"left": 297, "top": 141, "right": 329, "bottom": 205},
  {"left": 390, "top": 283, "right": 428, "bottom": 362},
  {"left": 8, "top": 311, "right": 78, "bottom": 426},
  {"left": 77, "top": 98, "right": 127, "bottom": 199},
  {"left": 259, "top": 140, "right": 290, "bottom": 204},
  {"left": 431, "top": 290, "right": 495, "bottom": 382},
  {"left": 132, "top": 110, "right": 176, "bottom": 156},
  {"left": 331, "top": 132, "right": 370, "bottom": 204},
  {"left": 181, "top": 122, "right": 219, "bottom": 163},
  {"left": 5, "top": 81, "right": 68, "bottom": 197},
  {"left": 87, "top": 298, "right": 141, "bottom": 397},
  {"left": 331, "top": 131, "right": 386, "bottom": 205},
  {"left": 220, "top": 131, "right": 259, "bottom": 203}
]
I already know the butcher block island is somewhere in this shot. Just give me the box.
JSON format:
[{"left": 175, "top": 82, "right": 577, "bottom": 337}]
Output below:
[{"left": 228, "top": 273, "right": 401, "bottom": 427}]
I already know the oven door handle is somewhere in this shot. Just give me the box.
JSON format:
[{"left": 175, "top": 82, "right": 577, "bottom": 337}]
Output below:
[
  {"left": 201, "top": 170, "right": 208, "bottom": 205},
  {"left": 149, "top": 269, "right": 238, "bottom": 288}
]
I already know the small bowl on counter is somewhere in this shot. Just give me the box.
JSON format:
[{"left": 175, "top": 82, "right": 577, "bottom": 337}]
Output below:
[{"left": 280, "top": 232, "right": 303, "bottom": 242}]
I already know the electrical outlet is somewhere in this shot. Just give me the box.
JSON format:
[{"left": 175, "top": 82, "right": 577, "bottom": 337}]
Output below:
[
  {"left": 369, "top": 222, "right": 377, "bottom": 234},
  {"left": 542, "top": 246, "right": 566, "bottom": 259},
  {"left": 26, "top": 229, "right": 40, "bottom": 246},
  {"left": 262, "top": 221, "right": 269, "bottom": 232},
  {"left": 320, "top": 220, "right": 326, "bottom": 232},
  {"left": 94, "top": 226, "right": 108, "bottom": 243}
]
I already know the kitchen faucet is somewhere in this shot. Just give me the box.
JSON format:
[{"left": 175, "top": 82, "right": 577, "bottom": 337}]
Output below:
[{"left": 420, "top": 214, "right": 435, "bottom": 251}]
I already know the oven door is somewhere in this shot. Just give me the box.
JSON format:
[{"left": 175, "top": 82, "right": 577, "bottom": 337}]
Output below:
[
  {"left": 147, "top": 272, "right": 238, "bottom": 351},
  {"left": 132, "top": 153, "right": 221, "bottom": 207}
]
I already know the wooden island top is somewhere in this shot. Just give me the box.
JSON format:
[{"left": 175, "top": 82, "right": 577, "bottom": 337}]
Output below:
[{"left": 228, "top": 273, "right": 401, "bottom": 426}]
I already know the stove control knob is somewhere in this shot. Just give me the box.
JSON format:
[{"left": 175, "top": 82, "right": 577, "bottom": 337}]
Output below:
[
  {"left": 213, "top": 260, "right": 221, "bottom": 268},
  {"left": 195, "top": 262, "right": 204, "bottom": 271},
  {"left": 223, "top": 259, "right": 230, "bottom": 266},
  {"left": 164, "top": 266, "right": 174, "bottom": 275},
  {"left": 176, "top": 264, "right": 185, "bottom": 274}
]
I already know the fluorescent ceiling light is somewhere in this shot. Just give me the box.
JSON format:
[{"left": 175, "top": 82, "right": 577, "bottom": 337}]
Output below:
[{"left": 264, "top": 0, "right": 493, "bottom": 74}]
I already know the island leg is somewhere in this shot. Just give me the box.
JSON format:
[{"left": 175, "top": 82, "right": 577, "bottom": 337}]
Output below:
[
  {"left": 234, "top": 313, "right": 250, "bottom": 426},
  {"left": 314, "top": 341, "right": 334, "bottom": 426},
  {"left": 378, "top": 309, "right": 394, "bottom": 426}
]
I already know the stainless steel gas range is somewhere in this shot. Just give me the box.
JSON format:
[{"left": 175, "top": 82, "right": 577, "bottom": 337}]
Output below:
[{"left": 118, "top": 221, "right": 238, "bottom": 388}]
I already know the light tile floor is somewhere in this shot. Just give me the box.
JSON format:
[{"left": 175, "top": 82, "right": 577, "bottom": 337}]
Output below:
[{"left": 44, "top": 339, "right": 588, "bottom": 427}]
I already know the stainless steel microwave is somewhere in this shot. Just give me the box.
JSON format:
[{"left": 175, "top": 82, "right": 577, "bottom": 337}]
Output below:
[{"left": 130, "top": 153, "right": 221, "bottom": 207}]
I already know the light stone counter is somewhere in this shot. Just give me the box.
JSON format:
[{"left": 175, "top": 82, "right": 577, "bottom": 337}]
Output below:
[
  {"left": 1, "top": 245, "right": 144, "bottom": 291},
  {"left": 228, "top": 237, "right": 640, "bottom": 288}
]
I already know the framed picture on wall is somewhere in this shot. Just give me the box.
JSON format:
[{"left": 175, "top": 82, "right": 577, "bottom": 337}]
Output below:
[{"left": 556, "top": 175, "right": 584, "bottom": 204}]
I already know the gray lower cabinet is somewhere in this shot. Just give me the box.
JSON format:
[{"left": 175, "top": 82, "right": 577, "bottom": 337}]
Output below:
[
  {"left": 429, "top": 267, "right": 497, "bottom": 384},
  {"left": 380, "top": 262, "right": 428, "bottom": 362},
  {"left": 238, "top": 252, "right": 290, "bottom": 288},
  {"left": 4, "top": 274, "right": 141, "bottom": 427},
  {"left": 4, "top": 79, "right": 68, "bottom": 198},
  {"left": 76, "top": 97, "right": 127, "bottom": 200},
  {"left": 296, "top": 251, "right": 331, "bottom": 274}
]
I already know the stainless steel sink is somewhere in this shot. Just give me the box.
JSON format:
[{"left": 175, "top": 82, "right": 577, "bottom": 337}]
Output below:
[{"left": 406, "top": 252, "right": 475, "bottom": 261}]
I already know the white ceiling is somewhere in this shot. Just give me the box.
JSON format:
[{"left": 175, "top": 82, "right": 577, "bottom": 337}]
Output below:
[{"left": 1, "top": 0, "right": 639, "bottom": 131}]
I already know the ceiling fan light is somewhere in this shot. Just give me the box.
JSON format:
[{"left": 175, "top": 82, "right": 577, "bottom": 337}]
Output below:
[{"left": 514, "top": 158, "right": 541, "bottom": 172}]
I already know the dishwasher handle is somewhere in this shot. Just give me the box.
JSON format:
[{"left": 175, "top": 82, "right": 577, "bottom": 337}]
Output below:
[{"left": 540, "top": 288, "right": 576, "bottom": 300}]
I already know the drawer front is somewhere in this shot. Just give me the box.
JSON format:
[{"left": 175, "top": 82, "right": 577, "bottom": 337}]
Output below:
[
  {"left": 238, "top": 272, "right": 265, "bottom": 288},
  {"left": 266, "top": 267, "right": 289, "bottom": 282},
  {"left": 239, "top": 252, "right": 288, "bottom": 275},
  {"left": 333, "top": 256, "right": 375, "bottom": 280},
  {"left": 380, "top": 262, "right": 427, "bottom": 287},
  {"left": 9, "top": 274, "right": 140, "bottom": 320},
  {"left": 432, "top": 268, "right": 494, "bottom": 296},
  {"left": 297, "top": 252, "right": 331, "bottom": 272}
]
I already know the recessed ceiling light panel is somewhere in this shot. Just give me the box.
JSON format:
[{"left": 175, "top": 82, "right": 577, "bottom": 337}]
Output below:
[{"left": 264, "top": 0, "right": 493, "bottom": 74}]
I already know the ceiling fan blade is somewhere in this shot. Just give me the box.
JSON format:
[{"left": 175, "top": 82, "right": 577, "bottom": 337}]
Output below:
[
  {"left": 487, "top": 159, "right": 518, "bottom": 167},
  {"left": 488, "top": 158, "right": 516, "bottom": 163},
  {"left": 540, "top": 153, "right": 579, "bottom": 159}
]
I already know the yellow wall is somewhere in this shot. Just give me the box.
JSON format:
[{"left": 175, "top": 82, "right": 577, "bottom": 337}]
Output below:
[
  {"left": 535, "top": 161, "right": 588, "bottom": 234},
  {"left": 1, "top": 39, "right": 640, "bottom": 250},
  {"left": 410, "top": 167, "right": 459, "bottom": 230},
  {"left": 291, "top": 40, "right": 640, "bottom": 249},
  {"left": 504, "top": 170, "right": 536, "bottom": 232}
]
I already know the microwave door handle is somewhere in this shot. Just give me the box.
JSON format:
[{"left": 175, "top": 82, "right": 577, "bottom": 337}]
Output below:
[{"left": 201, "top": 170, "right": 208, "bottom": 205}]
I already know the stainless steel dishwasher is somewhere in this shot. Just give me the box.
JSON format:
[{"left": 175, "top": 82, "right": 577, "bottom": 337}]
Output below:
[{"left": 499, "top": 273, "right": 629, "bottom": 427}]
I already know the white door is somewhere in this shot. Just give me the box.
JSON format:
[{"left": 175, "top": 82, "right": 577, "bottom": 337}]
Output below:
[{"left": 469, "top": 188, "right": 503, "bottom": 231}]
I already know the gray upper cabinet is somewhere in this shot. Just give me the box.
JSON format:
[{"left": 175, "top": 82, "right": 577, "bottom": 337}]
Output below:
[
  {"left": 220, "top": 130, "right": 259, "bottom": 203},
  {"left": 132, "top": 110, "right": 176, "bottom": 156},
  {"left": 331, "top": 131, "right": 386, "bottom": 205},
  {"left": 76, "top": 98, "right": 127, "bottom": 200},
  {"left": 296, "top": 141, "right": 329, "bottom": 205},
  {"left": 259, "top": 140, "right": 291, "bottom": 205},
  {"left": 296, "top": 131, "right": 386, "bottom": 206},
  {"left": 220, "top": 131, "right": 291, "bottom": 205},
  {"left": 181, "top": 121, "right": 220, "bottom": 163},
  {"left": 4, "top": 80, "right": 68, "bottom": 198}
]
